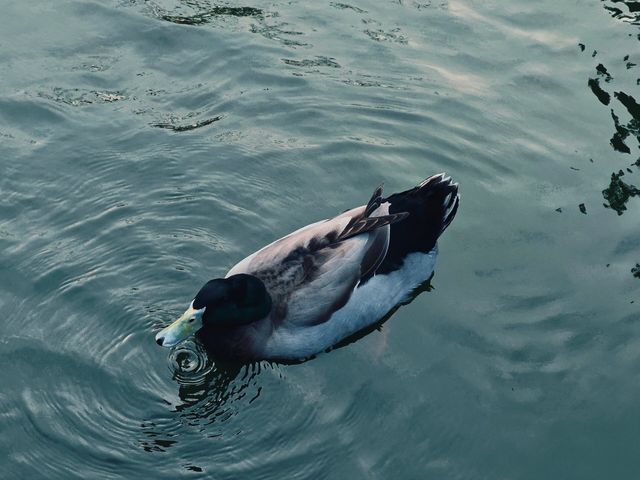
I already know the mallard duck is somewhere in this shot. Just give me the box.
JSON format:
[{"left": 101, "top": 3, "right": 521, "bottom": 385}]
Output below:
[{"left": 155, "top": 173, "right": 459, "bottom": 361}]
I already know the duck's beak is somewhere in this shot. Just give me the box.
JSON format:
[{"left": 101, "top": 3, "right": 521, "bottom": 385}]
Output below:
[{"left": 155, "top": 303, "right": 205, "bottom": 348}]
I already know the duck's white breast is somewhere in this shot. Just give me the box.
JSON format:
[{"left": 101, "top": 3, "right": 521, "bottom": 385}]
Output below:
[{"left": 262, "top": 248, "right": 438, "bottom": 359}]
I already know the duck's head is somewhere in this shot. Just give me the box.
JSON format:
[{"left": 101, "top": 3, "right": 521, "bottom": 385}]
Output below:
[{"left": 155, "top": 274, "right": 272, "bottom": 348}]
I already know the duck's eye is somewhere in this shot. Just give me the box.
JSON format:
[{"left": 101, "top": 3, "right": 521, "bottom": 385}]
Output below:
[{"left": 188, "top": 317, "right": 196, "bottom": 323}]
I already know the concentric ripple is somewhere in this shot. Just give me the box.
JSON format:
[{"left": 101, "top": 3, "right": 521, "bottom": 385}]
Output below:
[{"left": 168, "top": 339, "right": 213, "bottom": 379}]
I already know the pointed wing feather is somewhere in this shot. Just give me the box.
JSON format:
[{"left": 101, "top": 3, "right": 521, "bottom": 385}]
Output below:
[
  {"left": 338, "top": 212, "right": 409, "bottom": 241},
  {"left": 364, "top": 183, "right": 384, "bottom": 217},
  {"left": 338, "top": 183, "right": 408, "bottom": 241}
]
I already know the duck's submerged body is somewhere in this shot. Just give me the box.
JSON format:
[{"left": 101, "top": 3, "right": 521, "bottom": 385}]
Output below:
[{"left": 191, "top": 174, "right": 459, "bottom": 361}]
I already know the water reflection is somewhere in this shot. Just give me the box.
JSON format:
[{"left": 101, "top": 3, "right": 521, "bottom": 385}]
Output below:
[
  {"left": 588, "top": 77, "right": 610, "bottom": 105},
  {"left": 139, "top": 341, "right": 263, "bottom": 453},
  {"left": 612, "top": 92, "right": 640, "bottom": 152},
  {"left": 150, "top": 114, "right": 222, "bottom": 132},
  {"left": 583, "top": 4, "right": 640, "bottom": 217},
  {"left": 601, "top": 0, "right": 640, "bottom": 25},
  {"left": 329, "top": 2, "right": 367, "bottom": 14},
  {"left": 5, "top": 0, "right": 640, "bottom": 475},
  {"left": 603, "top": 169, "right": 640, "bottom": 214},
  {"left": 141, "top": 0, "right": 309, "bottom": 47},
  {"left": 161, "top": 6, "right": 263, "bottom": 26},
  {"left": 282, "top": 56, "right": 342, "bottom": 69},
  {"left": 37, "top": 88, "right": 125, "bottom": 107}
]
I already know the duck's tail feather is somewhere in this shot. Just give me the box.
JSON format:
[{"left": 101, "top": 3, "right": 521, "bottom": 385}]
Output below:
[{"left": 377, "top": 173, "right": 459, "bottom": 274}]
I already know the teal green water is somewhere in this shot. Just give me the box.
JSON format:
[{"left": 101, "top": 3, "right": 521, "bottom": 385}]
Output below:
[{"left": 1, "top": 0, "right": 640, "bottom": 478}]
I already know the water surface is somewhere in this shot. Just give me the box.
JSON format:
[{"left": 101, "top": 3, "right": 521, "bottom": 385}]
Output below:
[{"left": 1, "top": 0, "right": 640, "bottom": 478}]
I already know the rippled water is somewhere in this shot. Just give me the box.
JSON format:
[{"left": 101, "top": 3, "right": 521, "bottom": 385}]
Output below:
[{"left": 1, "top": 0, "right": 639, "bottom": 478}]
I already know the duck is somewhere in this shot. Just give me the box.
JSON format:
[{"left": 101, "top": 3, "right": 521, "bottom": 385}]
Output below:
[{"left": 155, "top": 173, "right": 459, "bottom": 361}]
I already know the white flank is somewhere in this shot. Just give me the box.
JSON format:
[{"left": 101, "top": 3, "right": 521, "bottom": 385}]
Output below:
[{"left": 262, "top": 248, "right": 438, "bottom": 359}]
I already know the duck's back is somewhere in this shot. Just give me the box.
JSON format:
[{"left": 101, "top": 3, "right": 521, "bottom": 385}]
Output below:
[
  {"left": 261, "top": 174, "right": 459, "bottom": 359},
  {"left": 204, "top": 174, "right": 459, "bottom": 361}
]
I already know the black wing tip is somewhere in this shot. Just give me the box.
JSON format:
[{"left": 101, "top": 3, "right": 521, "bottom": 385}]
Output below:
[
  {"left": 364, "top": 183, "right": 385, "bottom": 218},
  {"left": 371, "top": 183, "right": 384, "bottom": 199}
]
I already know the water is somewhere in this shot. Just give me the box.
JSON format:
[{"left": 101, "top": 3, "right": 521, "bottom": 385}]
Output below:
[{"left": 1, "top": 0, "right": 639, "bottom": 478}]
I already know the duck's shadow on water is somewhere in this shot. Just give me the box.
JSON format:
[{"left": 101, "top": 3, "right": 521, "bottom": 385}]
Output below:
[
  {"left": 139, "top": 343, "right": 265, "bottom": 453},
  {"left": 139, "top": 274, "right": 435, "bottom": 452}
]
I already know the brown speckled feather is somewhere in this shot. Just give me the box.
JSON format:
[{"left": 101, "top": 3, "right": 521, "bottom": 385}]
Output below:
[{"left": 226, "top": 184, "right": 408, "bottom": 327}]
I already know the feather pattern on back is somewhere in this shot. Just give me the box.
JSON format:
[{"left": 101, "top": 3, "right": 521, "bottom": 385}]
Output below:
[{"left": 226, "top": 184, "right": 407, "bottom": 328}]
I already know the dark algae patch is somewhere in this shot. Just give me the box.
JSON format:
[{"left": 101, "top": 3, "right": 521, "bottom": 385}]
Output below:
[
  {"left": 609, "top": 92, "right": 640, "bottom": 153},
  {"left": 601, "top": 0, "right": 640, "bottom": 24},
  {"left": 151, "top": 116, "right": 222, "bottom": 132},
  {"left": 603, "top": 170, "right": 640, "bottom": 214},
  {"left": 583, "top": 5, "right": 640, "bottom": 216},
  {"left": 282, "top": 56, "right": 341, "bottom": 68},
  {"left": 161, "top": 6, "right": 263, "bottom": 25},
  {"left": 588, "top": 78, "right": 611, "bottom": 105}
]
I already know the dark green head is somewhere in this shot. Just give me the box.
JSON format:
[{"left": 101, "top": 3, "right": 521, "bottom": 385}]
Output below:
[{"left": 155, "top": 274, "right": 272, "bottom": 348}]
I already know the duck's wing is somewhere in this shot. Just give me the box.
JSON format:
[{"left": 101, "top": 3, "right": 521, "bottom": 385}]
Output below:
[{"left": 226, "top": 185, "right": 408, "bottom": 327}]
